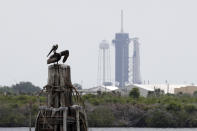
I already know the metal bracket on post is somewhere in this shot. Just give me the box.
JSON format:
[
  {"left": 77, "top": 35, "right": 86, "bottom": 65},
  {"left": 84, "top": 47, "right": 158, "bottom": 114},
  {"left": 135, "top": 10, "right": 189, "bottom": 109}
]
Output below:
[
  {"left": 76, "top": 107, "right": 80, "bottom": 131},
  {"left": 63, "top": 107, "right": 68, "bottom": 131}
]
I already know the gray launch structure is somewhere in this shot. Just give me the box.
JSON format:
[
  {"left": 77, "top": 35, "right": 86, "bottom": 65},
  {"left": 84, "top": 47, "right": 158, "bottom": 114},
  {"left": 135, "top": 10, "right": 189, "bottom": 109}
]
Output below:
[
  {"left": 131, "top": 38, "right": 142, "bottom": 84},
  {"left": 112, "top": 11, "right": 131, "bottom": 88},
  {"left": 112, "top": 11, "right": 142, "bottom": 88}
]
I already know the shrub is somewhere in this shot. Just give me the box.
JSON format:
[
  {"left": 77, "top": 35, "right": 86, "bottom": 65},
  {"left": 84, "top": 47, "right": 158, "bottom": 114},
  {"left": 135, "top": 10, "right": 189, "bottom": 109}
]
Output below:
[
  {"left": 184, "top": 104, "right": 197, "bottom": 113},
  {"left": 82, "top": 94, "right": 96, "bottom": 100},
  {"left": 145, "top": 109, "right": 176, "bottom": 127},
  {"left": 88, "top": 107, "right": 115, "bottom": 126},
  {"left": 129, "top": 88, "right": 140, "bottom": 99},
  {"left": 166, "top": 102, "right": 181, "bottom": 112}
]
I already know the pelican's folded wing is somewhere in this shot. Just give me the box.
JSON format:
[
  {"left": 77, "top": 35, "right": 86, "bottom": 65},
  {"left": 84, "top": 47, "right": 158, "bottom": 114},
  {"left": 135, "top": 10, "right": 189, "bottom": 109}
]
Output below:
[{"left": 60, "top": 50, "right": 69, "bottom": 63}]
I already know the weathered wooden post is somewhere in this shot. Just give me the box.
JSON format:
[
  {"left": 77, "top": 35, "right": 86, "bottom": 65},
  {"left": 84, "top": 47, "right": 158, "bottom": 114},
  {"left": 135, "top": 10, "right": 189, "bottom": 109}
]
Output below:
[
  {"left": 47, "top": 64, "right": 72, "bottom": 108},
  {"left": 35, "top": 46, "right": 88, "bottom": 131}
]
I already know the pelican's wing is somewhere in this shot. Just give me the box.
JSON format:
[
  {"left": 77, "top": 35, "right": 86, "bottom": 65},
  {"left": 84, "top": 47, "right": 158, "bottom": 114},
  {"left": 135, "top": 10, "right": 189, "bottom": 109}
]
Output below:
[{"left": 60, "top": 50, "right": 69, "bottom": 63}]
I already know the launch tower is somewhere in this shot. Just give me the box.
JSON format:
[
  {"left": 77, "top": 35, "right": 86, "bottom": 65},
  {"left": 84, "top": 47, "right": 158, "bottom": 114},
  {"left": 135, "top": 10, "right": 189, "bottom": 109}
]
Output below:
[
  {"left": 112, "top": 11, "right": 131, "bottom": 88},
  {"left": 131, "top": 38, "right": 142, "bottom": 84}
]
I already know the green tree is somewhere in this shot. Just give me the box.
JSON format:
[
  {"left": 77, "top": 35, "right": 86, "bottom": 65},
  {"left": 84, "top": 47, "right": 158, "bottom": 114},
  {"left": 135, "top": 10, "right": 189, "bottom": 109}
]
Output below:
[
  {"left": 12, "top": 82, "right": 41, "bottom": 94},
  {"left": 129, "top": 88, "right": 140, "bottom": 99},
  {"left": 154, "top": 89, "right": 164, "bottom": 97}
]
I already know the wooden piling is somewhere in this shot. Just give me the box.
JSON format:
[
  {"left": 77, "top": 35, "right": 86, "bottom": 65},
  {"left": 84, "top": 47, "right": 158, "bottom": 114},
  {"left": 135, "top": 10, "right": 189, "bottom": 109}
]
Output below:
[{"left": 35, "top": 64, "right": 88, "bottom": 131}]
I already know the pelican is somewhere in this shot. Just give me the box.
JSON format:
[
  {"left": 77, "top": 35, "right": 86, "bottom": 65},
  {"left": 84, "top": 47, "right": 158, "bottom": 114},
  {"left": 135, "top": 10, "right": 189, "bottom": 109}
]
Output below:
[{"left": 47, "top": 45, "right": 69, "bottom": 64}]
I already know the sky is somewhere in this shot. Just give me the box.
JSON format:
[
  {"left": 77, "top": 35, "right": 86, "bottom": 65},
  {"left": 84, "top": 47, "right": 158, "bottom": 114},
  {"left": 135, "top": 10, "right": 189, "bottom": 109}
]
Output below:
[{"left": 0, "top": 0, "right": 197, "bottom": 88}]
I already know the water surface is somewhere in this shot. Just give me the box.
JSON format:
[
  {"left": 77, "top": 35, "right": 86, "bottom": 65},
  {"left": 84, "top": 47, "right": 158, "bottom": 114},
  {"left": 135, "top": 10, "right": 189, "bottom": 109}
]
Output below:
[{"left": 1, "top": 128, "right": 197, "bottom": 131}]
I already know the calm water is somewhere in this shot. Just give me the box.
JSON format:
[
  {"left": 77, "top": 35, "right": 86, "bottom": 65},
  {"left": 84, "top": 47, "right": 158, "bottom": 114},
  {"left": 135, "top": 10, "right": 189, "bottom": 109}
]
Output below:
[{"left": 1, "top": 128, "right": 197, "bottom": 131}]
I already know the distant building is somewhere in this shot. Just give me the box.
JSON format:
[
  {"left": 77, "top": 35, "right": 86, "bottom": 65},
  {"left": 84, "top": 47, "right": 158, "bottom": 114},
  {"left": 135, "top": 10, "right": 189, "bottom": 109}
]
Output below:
[
  {"left": 79, "top": 85, "right": 118, "bottom": 95},
  {"left": 174, "top": 86, "right": 197, "bottom": 95},
  {"left": 116, "top": 84, "right": 153, "bottom": 97},
  {"left": 116, "top": 84, "right": 195, "bottom": 97},
  {"left": 133, "top": 84, "right": 191, "bottom": 94},
  {"left": 80, "top": 84, "right": 197, "bottom": 96}
]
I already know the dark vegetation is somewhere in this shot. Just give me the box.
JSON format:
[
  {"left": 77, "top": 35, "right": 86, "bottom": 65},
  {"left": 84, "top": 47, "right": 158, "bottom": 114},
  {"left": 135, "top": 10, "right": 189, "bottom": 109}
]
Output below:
[
  {"left": 83, "top": 88, "right": 197, "bottom": 127},
  {"left": 1, "top": 84, "right": 197, "bottom": 127},
  {"left": 0, "top": 82, "right": 41, "bottom": 95},
  {"left": 0, "top": 82, "right": 42, "bottom": 127}
]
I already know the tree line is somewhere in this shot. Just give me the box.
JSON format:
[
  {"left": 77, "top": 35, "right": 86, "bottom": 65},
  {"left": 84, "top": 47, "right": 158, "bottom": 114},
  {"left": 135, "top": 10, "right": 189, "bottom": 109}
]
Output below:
[
  {"left": 1, "top": 85, "right": 197, "bottom": 127},
  {"left": 0, "top": 82, "right": 41, "bottom": 95}
]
